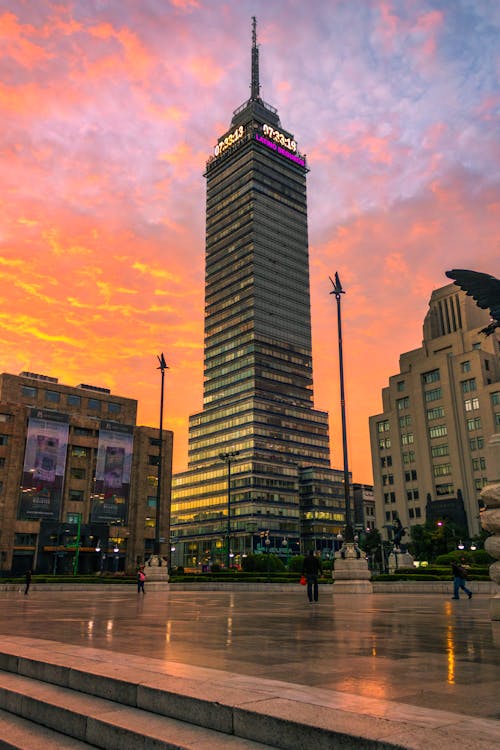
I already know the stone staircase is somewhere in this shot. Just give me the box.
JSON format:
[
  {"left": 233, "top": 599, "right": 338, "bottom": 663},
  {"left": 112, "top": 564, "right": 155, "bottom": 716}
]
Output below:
[{"left": 0, "top": 637, "right": 497, "bottom": 750}]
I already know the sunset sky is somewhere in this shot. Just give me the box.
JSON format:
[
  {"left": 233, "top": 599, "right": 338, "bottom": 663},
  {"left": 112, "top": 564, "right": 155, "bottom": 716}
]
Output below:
[{"left": 1, "top": 0, "right": 499, "bottom": 485}]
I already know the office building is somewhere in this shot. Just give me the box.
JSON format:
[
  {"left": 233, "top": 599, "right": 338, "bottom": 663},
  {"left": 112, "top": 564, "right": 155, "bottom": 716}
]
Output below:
[
  {"left": 171, "top": 20, "right": 345, "bottom": 567},
  {"left": 0, "top": 371, "right": 173, "bottom": 574},
  {"left": 369, "top": 283, "right": 500, "bottom": 539},
  {"left": 352, "top": 483, "right": 376, "bottom": 532}
]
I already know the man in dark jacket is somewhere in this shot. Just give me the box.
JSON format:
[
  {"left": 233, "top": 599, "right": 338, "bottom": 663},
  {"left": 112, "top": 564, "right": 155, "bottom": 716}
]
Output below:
[
  {"left": 302, "top": 550, "right": 323, "bottom": 603},
  {"left": 451, "top": 557, "right": 472, "bottom": 600}
]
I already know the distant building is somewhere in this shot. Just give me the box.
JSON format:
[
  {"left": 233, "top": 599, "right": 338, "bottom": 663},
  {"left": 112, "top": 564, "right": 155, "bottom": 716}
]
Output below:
[
  {"left": 352, "top": 483, "right": 376, "bottom": 532},
  {"left": 0, "top": 371, "right": 173, "bottom": 574},
  {"left": 369, "top": 283, "right": 500, "bottom": 539},
  {"left": 171, "top": 21, "right": 346, "bottom": 568}
]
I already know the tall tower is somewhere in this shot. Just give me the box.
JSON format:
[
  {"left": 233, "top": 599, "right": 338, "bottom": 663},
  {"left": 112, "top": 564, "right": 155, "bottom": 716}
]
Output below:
[{"left": 171, "top": 20, "right": 346, "bottom": 568}]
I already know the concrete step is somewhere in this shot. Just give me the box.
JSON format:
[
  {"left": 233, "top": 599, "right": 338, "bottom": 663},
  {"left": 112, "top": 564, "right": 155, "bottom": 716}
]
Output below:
[
  {"left": 0, "top": 671, "right": 276, "bottom": 750},
  {"left": 0, "top": 707, "right": 99, "bottom": 749},
  {"left": 0, "top": 642, "right": 415, "bottom": 750}
]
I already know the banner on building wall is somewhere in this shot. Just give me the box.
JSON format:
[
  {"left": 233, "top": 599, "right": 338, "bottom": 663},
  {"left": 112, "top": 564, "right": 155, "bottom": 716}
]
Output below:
[
  {"left": 19, "top": 410, "right": 70, "bottom": 521},
  {"left": 91, "top": 422, "right": 133, "bottom": 524}
]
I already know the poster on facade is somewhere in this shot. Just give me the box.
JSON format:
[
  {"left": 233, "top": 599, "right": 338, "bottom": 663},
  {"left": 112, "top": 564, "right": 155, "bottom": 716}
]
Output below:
[
  {"left": 91, "top": 422, "right": 133, "bottom": 524},
  {"left": 19, "top": 410, "right": 70, "bottom": 520}
]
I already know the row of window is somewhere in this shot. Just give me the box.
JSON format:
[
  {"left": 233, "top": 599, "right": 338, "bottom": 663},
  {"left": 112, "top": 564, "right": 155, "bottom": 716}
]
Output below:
[{"left": 21, "top": 385, "right": 122, "bottom": 414}]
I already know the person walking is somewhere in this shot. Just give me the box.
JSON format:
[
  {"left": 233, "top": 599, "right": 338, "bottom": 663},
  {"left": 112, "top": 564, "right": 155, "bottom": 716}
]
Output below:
[
  {"left": 302, "top": 550, "right": 323, "bottom": 603},
  {"left": 137, "top": 566, "right": 146, "bottom": 594},
  {"left": 451, "top": 557, "right": 472, "bottom": 600},
  {"left": 24, "top": 569, "right": 32, "bottom": 596}
]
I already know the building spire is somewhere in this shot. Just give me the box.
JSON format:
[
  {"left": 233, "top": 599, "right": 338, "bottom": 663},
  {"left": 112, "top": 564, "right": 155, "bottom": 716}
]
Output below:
[{"left": 251, "top": 16, "right": 260, "bottom": 100}]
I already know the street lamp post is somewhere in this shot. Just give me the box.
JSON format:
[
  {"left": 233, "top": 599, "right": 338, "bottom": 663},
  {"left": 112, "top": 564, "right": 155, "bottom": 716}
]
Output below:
[
  {"left": 154, "top": 353, "right": 168, "bottom": 562},
  {"left": 330, "top": 273, "right": 354, "bottom": 542},
  {"left": 219, "top": 451, "right": 239, "bottom": 568}
]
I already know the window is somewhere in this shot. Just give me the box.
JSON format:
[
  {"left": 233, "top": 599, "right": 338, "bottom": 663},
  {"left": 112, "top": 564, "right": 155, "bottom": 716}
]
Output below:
[
  {"left": 67, "top": 394, "right": 81, "bottom": 407},
  {"left": 492, "top": 392, "right": 500, "bottom": 406},
  {"left": 427, "top": 406, "right": 444, "bottom": 420},
  {"left": 472, "top": 457, "right": 486, "bottom": 471},
  {"left": 14, "top": 533, "right": 37, "bottom": 546},
  {"left": 433, "top": 463, "right": 452, "bottom": 477},
  {"left": 0, "top": 480, "right": 2, "bottom": 494},
  {"left": 466, "top": 417, "right": 482, "bottom": 431},
  {"left": 0, "top": 413, "right": 12, "bottom": 422},
  {"left": 398, "top": 415, "right": 411, "bottom": 428},
  {"left": 407, "top": 489, "right": 419, "bottom": 501},
  {"left": 397, "top": 381, "right": 405, "bottom": 391},
  {"left": 405, "top": 470, "right": 417, "bottom": 482},
  {"left": 496, "top": 413, "right": 500, "bottom": 428},
  {"left": 66, "top": 512, "right": 81, "bottom": 525},
  {"left": 464, "top": 398, "right": 480, "bottom": 411},
  {"left": 409, "top": 508, "right": 414, "bottom": 519},
  {"left": 475, "top": 477, "right": 488, "bottom": 490},
  {"left": 461, "top": 378, "right": 477, "bottom": 393},
  {"left": 382, "top": 474, "right": 394, "bottom": 485},
  {"left": 401, "top": 433, "right": 414, "bottom": 445},
  {"left": 71, "top": 446, "right": 89, "bottom": 458},
  {"left": 73, "top": 427, "right": 93, "bottom": 437},
  {"left": 0, "top": 435, "right": 8, "bottom": 446},
  {"left": 425, "top": 387, "right": 442, "bottom": 402},
  {"left": 108, "top": 402, "right": 122, "bottom": 414},
  {"left": 422, "top": 369, "right": 440, "bottom": 384},
  {"left": 377, "top": 420, "right": 390, "bottom": 433},
  {"left": 45, "top": 390, "right": 60, "bottom": 403},
  {"left": 472, "top": 342, "right": 481, "bottom": 350},
  {"left": 0, "top": 457, "right": 5, "bottom": 467},
  {"left": 397, "top": 397, "right": 409, "bottom": 411},
  {"left": 378, "top": 437, "right": 391, "bottom": 450},
  {"left": 402, "top": 450, "right": 416, "bottom": 464},
  {"left": 431, "top": 444, "right": 449, "bottom": 457},
  {"left": 435, "top": 483, "right": 454, "bottom": 496},
  {"left": 68, "top": 489, "right": 84, "bottom": 501},
  {"left": 429, "top": 424, "right": 448, "bottom": 439},
  {"left": 88, "top": 398, "right": 101, "bottom": 411},
  {"left": 70, "top": 467, "right": 86, "bottom": 480},
  {"left": 148, "top": 455, "right": 160, "bottom": 466},
  {"left": 147, "top": 496, "right": 157, "bottom": 508},
  {"left": 21, "top": 385, "right": 37, "bottom": 398},
  {"left": 415, "top": 507, "right": 421, "bottom": 518},
  {"left": 461, "top": 361, "right": 471, "bottom": 373}
]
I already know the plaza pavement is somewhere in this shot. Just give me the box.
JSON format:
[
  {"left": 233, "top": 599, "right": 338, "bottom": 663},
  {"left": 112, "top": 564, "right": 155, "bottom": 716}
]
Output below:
[{"left": 0, "top": 585, "right": 499, "bottom": 748}]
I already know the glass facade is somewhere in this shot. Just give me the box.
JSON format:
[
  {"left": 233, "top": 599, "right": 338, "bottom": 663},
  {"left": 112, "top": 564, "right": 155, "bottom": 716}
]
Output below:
[{"left": 171, "top": 23, "right": 345, "bottom": 568}]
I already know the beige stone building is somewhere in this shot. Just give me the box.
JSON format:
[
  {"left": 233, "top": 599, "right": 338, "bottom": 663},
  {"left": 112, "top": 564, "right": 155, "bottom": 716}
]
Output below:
[
  {"left": 369, "top": 284, "right": 499, "bottom": 541},
  {"left": 0, "top": 372, "right": 173, "bottom": 574}
]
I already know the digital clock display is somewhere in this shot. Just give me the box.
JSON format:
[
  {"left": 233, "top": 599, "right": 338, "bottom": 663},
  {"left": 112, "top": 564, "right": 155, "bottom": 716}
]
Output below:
[
  {"left": 214, "top": 125, "right": 244, "bottom": 157},
  {"left": 262, "top": 124, "right": 297, "bottom": 153}
]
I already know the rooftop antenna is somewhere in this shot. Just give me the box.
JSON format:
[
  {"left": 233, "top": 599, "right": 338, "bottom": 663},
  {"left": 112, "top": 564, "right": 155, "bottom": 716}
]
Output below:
[{"left": 251, "top": 16, "right": 261, "bottom": 100}]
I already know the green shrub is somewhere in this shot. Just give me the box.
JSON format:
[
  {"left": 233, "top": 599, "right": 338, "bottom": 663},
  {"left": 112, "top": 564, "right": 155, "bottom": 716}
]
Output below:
[{"left": 241, "top": 554, "right": 286, "bottom": 573}]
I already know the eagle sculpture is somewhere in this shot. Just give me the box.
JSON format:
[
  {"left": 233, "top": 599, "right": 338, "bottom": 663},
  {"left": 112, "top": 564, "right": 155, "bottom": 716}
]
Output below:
[{"left": 445, "top": 269, "right": 500, "bottom": 336}]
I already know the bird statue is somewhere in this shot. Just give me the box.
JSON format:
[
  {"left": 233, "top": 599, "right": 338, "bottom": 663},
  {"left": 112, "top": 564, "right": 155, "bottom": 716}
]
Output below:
[{"left": 445, "top": 269, "right": 500, "bottom": 336}]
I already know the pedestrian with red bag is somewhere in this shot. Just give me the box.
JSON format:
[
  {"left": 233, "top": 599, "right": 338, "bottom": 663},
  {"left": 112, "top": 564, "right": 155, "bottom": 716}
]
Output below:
[{"left": 302, "top": 550, "right": 323, "bottom": 603}]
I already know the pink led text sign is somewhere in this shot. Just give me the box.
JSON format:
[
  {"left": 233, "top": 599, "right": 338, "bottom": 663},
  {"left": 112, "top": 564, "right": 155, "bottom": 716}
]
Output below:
[{"left": 255, "top": 134, "right": 306, "bottom": 167}]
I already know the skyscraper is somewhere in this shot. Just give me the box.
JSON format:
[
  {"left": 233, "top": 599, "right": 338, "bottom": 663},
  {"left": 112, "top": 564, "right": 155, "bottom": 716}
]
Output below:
[{"left": 171, "top": 20, "right": 346, "bottom": 568}]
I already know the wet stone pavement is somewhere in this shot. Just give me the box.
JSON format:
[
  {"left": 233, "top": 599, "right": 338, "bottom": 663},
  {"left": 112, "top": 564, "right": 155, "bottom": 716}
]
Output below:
[{"left": 2, "top": 587, "right": 499, "bottom": 722}]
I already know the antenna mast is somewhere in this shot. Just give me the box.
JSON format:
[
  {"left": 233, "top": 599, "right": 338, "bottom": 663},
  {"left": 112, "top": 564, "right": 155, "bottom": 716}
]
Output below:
[{"left": 251, "top": 16, "right": 260, "bottom": 100}]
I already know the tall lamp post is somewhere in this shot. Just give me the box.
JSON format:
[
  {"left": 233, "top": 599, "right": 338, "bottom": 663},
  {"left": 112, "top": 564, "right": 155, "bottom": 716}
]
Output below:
[
  {"left": 330, "top": 273, "right": 354, "bottom": 543},
  {"left": 154, "top": 353, "right": 168, "bottom": 562},
  {"left": 219, "top": 451, "right": 239, "bottom": 568}
]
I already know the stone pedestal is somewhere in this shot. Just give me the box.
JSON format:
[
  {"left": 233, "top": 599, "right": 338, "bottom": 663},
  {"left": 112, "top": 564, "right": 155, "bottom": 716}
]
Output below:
[
  {"left": 332, "top": 542, "right": 372, "bottom": 594},
  {"left": 388, "top": 548, "right": 414, "bottom": 573},
  {"left": 145, "top": 554, "right": 170, "bottom": 582}
]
